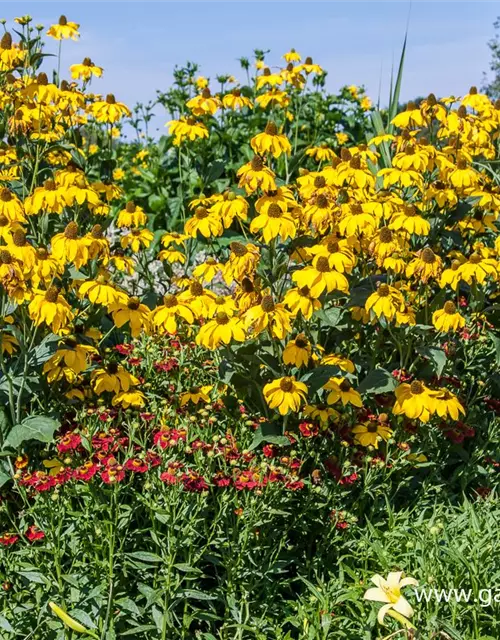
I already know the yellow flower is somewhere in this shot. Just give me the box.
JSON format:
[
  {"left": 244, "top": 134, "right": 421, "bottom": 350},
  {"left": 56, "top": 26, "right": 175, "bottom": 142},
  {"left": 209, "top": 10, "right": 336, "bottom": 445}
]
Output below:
[
  {"left": 70, "top": 57, "right": 103, "bottom": 80},
  {"left": 167, "top": 117, "right": 209, "bottom": 145},
  {"left": 192, "top": 257, "right": 223, "bottom": 283},
  {"left": 186, "top": 88, "right": 221, "bottom": 116},
  {"left": 263, "top": 376, "right": 308, "bottom": 415},
  {"left": 180, "top": 385, "right": 213, "bottom": 406},
  {"left": 28, "top": 286, "right": 74, "bottom": 334},
  {"left": 250, "top": 201, "right": 296, "bottom": 243},
  {"left": 112, "top": 390, "right": 146, "bottom": 409},
  {"left": 107, "top": 296, "right": 150, "bottom": 337},
  {"left": 406, "top": 248, "right": 443, "bottom": 283},
  {"left": 363, "top": 572, "right": 418, "bottom": 626},
  {"left": 449, "top": 157, "right": 479, "bottom": 189},
  {"left": 393, "top": 380, "right": 436, "bottom": 423},
  {"left": 0, "top": 187, "right": 26, "bottom": 222},
  {"left": 433, "top": 388, "right": 465, "bottom": 421},
  {"left": 389, "top": 204, "right": 429, "bottom": 236},
  {"left": 303, "top": 403, "right": 339, "bottom": 423},
  {"left": 456, "top": 252, "right": 498, "bottom": 285},
  {"left": 120, "top": 228, "right": 153, "bottom": 252},
  {"left": 196, "top": 312, "right": 246, "bottom": 349},
  {"left": 283, "top": 334, "right": 311, "bottom": 367},
  {"left": 91, "top": 363, "right": 140, "bottom": 394},
  {"left": 283, "top": 49, "right": 301, "bottom": 62},
  {"left": 320, "top": 353, "right": 355, "bottom": 373},
  {"left": 323, "top": 377, "right": 362, "bottom": 407},
  {"left": 91, "top": 94, "right": 131, "bottom": 123},
  {"left": 46, "top": 16, "right": 80, "bottom": 41},
  {"left": 250, "top": 121, "right": 291, "bottom": 158},
  {"left": 51, "top": 222, "right": 90, "bottom": 269},
  {"left": 1, "top": 332, "right": 18, "bottom": 356},
  {"left": 7, "top": 228, "right": 37, "bottom": 271},
  {"left": 432, "top": 301, "right": 465, "bottom": 332},
  {"left": 296, "top": 56, "right": 323, "bottom": 75},
  {"left": 283, "top": 286, "right": 322, "bottom": 319},
  {"left": 222, "top": 88, "right": 253, "bottom": 110},
  {"left": 185, "top": 207, "right": 223, "bottom": 238},
  {"left": 244, "top": 294, "right": 292, "bottom": 340},
  {"left": 365, "top": 284, "right": 405, "bottom": 321},
  {"left": 117, "top": 202, "right": 147, "bottom": 228},
  {"left": 237, "top": 155, "right": 276, "bottom": 194},
  {"left": 222, "top": 241, "right": 260, "bottom": 283},
  {"left": 150, "top": 294, "right": 195, "bottom": 334},
  {"left": 352, "top": 421, "right": 392, "bottom": 448},
  {"left": 292, "top": 257, "right": 349, "bottom": 298},
  {"left": 256, "top": 68, "right": 284, "bottom": 90},
  {"left": 305, "top": 145, "right": 337, "bottom": 163}
]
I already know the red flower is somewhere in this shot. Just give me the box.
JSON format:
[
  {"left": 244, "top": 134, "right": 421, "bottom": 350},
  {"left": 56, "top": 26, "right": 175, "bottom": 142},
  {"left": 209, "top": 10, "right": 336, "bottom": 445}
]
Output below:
[
  {"left": 127, "top": 357, "right": 143, "bottom": 366},
  {"left": 146, "top": 451, "right": 161, "bottom": 467},
  {"left": 0, "top": 533, "right": 18, "bottom": 546},
  {"left": 101, "top": 460, "right": 125, "bottom": 484},
  {"left": 299, "top": 421, "right": 319, "bottom": 438},
  {"left": 212, "top": 472, "right": 231, "bottom": 487},
  {"left": 74, "top": 462, "right": 99, "bottom": 482},
  {"left": 57, "top": 432, "right": 81, "bottom": 453},
  {"left": 262, "top": 444, "right": 278, "bottom": 458},
  {"left": 125, "top": 458, "right": 148, "bottom": 473},
  {"left": 160, "top": 472, "right": 179, "bottom": 484},
  {"left": 285, "top": 480, "right": 304, "bottom": 491},
  {"left": 115, "top": 343, "right": 134, "bottom": 355},
  {"left": 25, "top": 525, "right": 45, "bottom": 542},
  {"left": 181, "top": 472, "right": 208, "bottom": 492}
]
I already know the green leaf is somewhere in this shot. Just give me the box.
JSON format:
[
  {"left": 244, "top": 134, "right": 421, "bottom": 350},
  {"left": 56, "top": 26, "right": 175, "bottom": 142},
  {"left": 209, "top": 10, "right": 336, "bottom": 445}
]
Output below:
[
  {"left": 249, "top": 422, "right": 290, "bottom": 451},
  {"left": 5, "top": 415, "right": 60, "bottom": 449},
  {"left": 358, "top": 368, "right": 397, "bottom": 395},
  {"left": 419, "top": 346, "right": 447, "bottom": 377},
  {"left": 180, "top": 590, "right": 217, "bottom": 601},
  {"left": 0, "top": 615, "right": 14, "bottom": 632},
  {"left": 317, "top": 307, "right": 342, "bottom": 327},
  {"left": 489, "top": 332, "right": 500, "bottom": 366},
  {"left": 300, "top": 365, "right": 341, "bottom": 394},
  {"left": 387, "top": 31, "right": 407, "bottom": 134},
  {"left": 126, "top": 551, "right": 162, "bottom": 563}
]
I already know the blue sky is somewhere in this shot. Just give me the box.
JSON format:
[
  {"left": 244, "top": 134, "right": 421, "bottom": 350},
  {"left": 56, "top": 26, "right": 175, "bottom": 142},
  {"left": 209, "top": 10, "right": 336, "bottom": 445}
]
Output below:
[{"left": 2, "top": 2, "right": 499, "bottom": 136}]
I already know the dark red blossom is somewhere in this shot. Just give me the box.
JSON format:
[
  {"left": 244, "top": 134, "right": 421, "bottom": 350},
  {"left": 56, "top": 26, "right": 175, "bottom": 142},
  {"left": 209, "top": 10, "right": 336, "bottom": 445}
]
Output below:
[{"left": 25, "top": 525, "right": 45, "bottom": 542}]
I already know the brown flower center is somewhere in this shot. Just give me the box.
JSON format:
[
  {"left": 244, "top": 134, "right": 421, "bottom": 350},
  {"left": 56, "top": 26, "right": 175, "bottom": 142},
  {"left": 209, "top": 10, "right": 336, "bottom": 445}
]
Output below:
[
  {"left": 201, "top": 88, "right": 211, "bottom": 99},
  {"left": 125, "top": 201, "right": 136, "bottom": 213},
  {"left": 251, "top": 155, "right": 264, "bottom": 171},
  {"left": 83, "top": 57, "right": 92, "bottom": 66},
  {"left": 427, "top": 93, "right": 437, "bottom": 106},
  {"left": 37, "top": 72, "right": 48, "bottom": 86},
  {"left": 280, "top": 377, "right": 294, "bottom": 392},
  {"left": 0, "top": 188, "right": 12, "bottom": 202},
  {"left": 261, "top": 295, "right": 275, "bottom": 313},
  {"left": 127, "top": 297, "right": 140, "bottom": 311},
  {"left": 421, "top": 248, "right": 436, "bottom": 264},
  {"left": 1, "top": 33, "right": 12, "bottom": 49},
  {"left": 410, "top": 380, "right": 424, "bottom": 395},
  {"left": 267, "top": 203, "right": 283, "bottom": 218},
  {"left": 315, "top": 194, "right": 329, "bottom": 209},
  {"left": 315, "top": 256, "right": 330, "bottom": 273},
  {"left": 45, "top": 286, "right": 60, "bottom": 303},
  {"left": 12, "top": 229, "right": 27, "bottom": 247},
  {"left": 59, "top": 15, "right": 68, "bottom": 25},
  {"left": 91, "top": 224, "right": 103, "bottom": 239},
  {"left": 190, "top": 282, "right": 204, "bottom": 296},
  {"left": 305, "top": 56, "right": 313, "bottom": 65},
  {"left": 379, "top": 227, "right": 393, "bottom": 243},
  {"left": 0, "top": 214, "right": 7, "bottom": 226},
  {"left": 195, "top": 207, "right": 209, "bottom": 220},
  {"left": 378, "top": 284, "right": 390, "bottom": 297},
  {"left": 314, "top": 176, "right": 326, "bottom": 189},
  {"left": 404, "top": 204, "right": 417, "bottom": 217},
  {"left": 106, "top": 94, "right": 116, "bottom": 105},
  {"left": 230, "top": 241, "right": 248, "bottom": 257},
  {"left": 295, "top": 335, "right": 308, "bottom": 349},
  {"left": 339, "top": 379, "right": 351, "bottom": 392},
  {"left": 469, "top": 86, "right": 477, "bottom": 95},
  {"left": 241, "top": 277, "right": 254, "bottom": 293},
  {"left": 366, "top": 423, "right": 379, "bottom": 433},
  {"left": 107, "top": 362, "right": 119, "bottom": 375},
  {"left": 443, "top": 301, "right": 457, "bottom": 314},
  {"left": 43, "top": 179, "right": 56, "bottom": 191},
  {"left": 0, "top": 250, "right": 12, "bottom": 264},
  {"left": 350, "top": 156, "right": 361, "bottom": 170},
  {"left": 216, "top": 312, "right": 229, "bottom": 325},
  {"left": 64, "top": 222, "right": 79, "bottom": 239},
  {"left": 469, "top": 252, "right": 481, "bottom": 264},
  {"left": 163, "top": 294, "right": 178, "bottom": 308},
  {"left": 265, "top": 121, "right": 278, "bottom": 136}
]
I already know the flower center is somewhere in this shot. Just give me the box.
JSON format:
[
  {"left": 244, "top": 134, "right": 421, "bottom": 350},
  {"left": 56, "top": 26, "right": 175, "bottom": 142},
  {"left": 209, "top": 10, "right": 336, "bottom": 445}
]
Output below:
[
  {"left": 230, "top": 241, "right": 248, "bottom": 257},
  {"left": 91, "top": 224, "right": 104, "bottom": 239},
  {"left": 350, "top": 156, "right": 361, "bottom": 170},
  {"left": 195, "top": 207, "right": 209, "bottom": 220},
  {"left": 107, "top": 362, "right": 119, "bottom": 375},
  {"left": 216, "top": 312, "right": 229, "bottom": 325},
  {"left": 163, "top": 294, "right": 178, "bottom": 308},
  {"left": 241, "top": 277, "right": 254, "bottom": 293},
  {"left": 295, "top": 335, "right": 308, "bottom": 349},
  {"left": 37, "top": 72, "right": 48, "bottom": 86},
  {"left": 404, "top": 204, "right": 417, "bottom": 217},
  {"left": 64, "top": 222, "right": 79, "bottom": 239},
  {"left": 125, "top": 201, "right": 136, "bottom": 213},
  {"left": 314, "top": 176, "right": 326, "bottom": 188},
  {"left": 59, "top": 15, "right": 68, "bottom": 25},
  {"left": 251, "top": 155, "right": 264, "bottom": 171},
  {"left": 190, "top": 282, "right": 204, "bottom": 296},
  {"left": 45, "top": 286, "right": 60, "bottom": 303},
  {"left": 367, "top": 423, "right": 378, "bottom": 433},
  {"left": 315, "top": 256, "right": 330, "bottom": 273},
  {"left": 106, "top": 94, "right": 116, "bottom": 105},
  {"left": 201, "top": 88, "right": 211, "bottom": 99},
  {"left": 421, "top": 248, "right": 436, "bottom": 264},
  {"left": 261, "top": 295, "right": 275, "bottom": 313},
  {"left": 0, "top": 188, "right": 12, "bottom": 202},
  {"left": 127, "top": 297, "right": 140, "bottom": 310},
  {"left": 379, "top": 227, "right": 393, "bottom": 243},
  {"left": 0, "top": 250, "right": 12, "bottom": 264},
  {"left": 339, "top": 380, "right": 351, "bottom": 392},
  {"left": 280, "top": 377, "right": 294, "bottom": 392},
  {"left": 469, "top": 253, "right": 481, "bottom": 264},
  {"left": 410, "top": 380, "right": 424, "bottom": 395},
  {"left": 43, "top": 179, "right": 56, "bottom": 191},
  {"left": 265, "top": 121, "right": 278, "bottom": 136},
  {"left": 12, "top": 230, "right": 26, "bottom": 247},
  {"left": 0, "top": 33, "right": 12, "bottom": 50},
  {"left": 267, "top": 203, "right": 283, "bottom": 218},
  {"left": 378, "top": 284, "right": 390, "bottom": 297},
  {"left": 443, "top": 301, "right": 457, "bottom": 314}
]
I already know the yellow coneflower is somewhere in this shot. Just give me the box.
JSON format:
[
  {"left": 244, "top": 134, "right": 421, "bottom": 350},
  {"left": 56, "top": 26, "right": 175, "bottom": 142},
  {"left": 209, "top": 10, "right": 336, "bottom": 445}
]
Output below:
[
  {"left": 283, "top": 286, "right": 322, "bottom": 319},
  {"left": 283, "top": 334, "right": 311, "bottom": 367},
  {"left": 237, "top": 155, "right": 276, "bottom": 194},
  {"left": 46, "top": 15, "right": 80, "bottom": 40},
  {"left": 180, "top": 385, "right": 213, "bottom": 406},
  {"left": 0, "top": 187, "right": 25, "bottom": 222},
  {"left": 244, "top": 294, "right": 292, "bottom": 340},
  {"left": 51, "top": 222, "right": 90, "bottom": 269},
  {"left": 292, "top": 257, "right": 349, "bottom": 298},
  {"left": 196, "top": 312, "right": 246, "bottom": 350},
  {"left": 184, "top": 207, "right": 223, "bottom": 238},
  {"left": 91, "top": 94, "right": 131, "bottom": 123},
  {"left": 250, "top": 121, "right": 291, "bottom": 158},
  {"left": 70, "top": 57, "right": 103, "bottom": 81},
  {"left": 222, "top": 88, "right": 253, "bottom": 111},
  {"left": 107, "top": 296, "right": 150, "bottom": 337},
  {"left": 91, "top": 362, "right": 140, "bottom": 394},
  {"left": 365, "top": 283, "right": 405, "bottom": 321},
  {"left": 222, "top": 241, "right": 260, "bottom": 283},
  {"left": 117, "top": 201, "right": 148, "bottom": 228},
  {"left": 120, "top": 228, "right": 153, "bottom": 252},
  {"left": 393, "top": 380, "right": 436, "bottom": 423},
  {"left": 406, "top": 248, "right": 443, "bottom": 283},
  {"left": 324, "top": 377, "right": 362, "bottom": 407},
  {"left": 186, "top": 88, "right": 221, "bottom": 116},
  {"left": 150, "top": 294, "right": 195, "bottom": 334},
  {"left": 352, "top": 420, "right": 392, "bottom": 448},
  {"left": 432, "top": 301, "right": 466, "bottom": 332},
  {"left": 28, "top": 286, "right": 74, "bottom": 334},
  {"left": 263, "top": 376, "right": 308, "bottom": 415},
  {"left": 167, "top": 117, "right": 209, "bottom": 145}
]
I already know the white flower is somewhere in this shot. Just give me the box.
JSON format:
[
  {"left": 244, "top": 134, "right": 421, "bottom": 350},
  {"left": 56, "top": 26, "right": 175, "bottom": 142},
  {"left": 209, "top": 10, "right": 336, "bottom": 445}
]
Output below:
[{"left": 364, "top": 571, "right": 418, "bottom": 625}]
